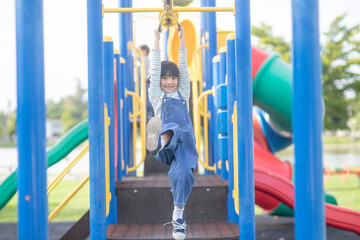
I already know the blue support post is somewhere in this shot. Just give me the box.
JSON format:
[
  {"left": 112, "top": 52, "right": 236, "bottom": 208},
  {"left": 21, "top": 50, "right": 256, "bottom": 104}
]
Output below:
[
  {"left": 164, "top": 28, "right": 169, "bottom": 61},
  {"left": 120, "top": 58, "right": 128, "bottom": 176},
  {"left": 114, "top": 52, "right": 122, "bottom": 182},
  {"left": 234, "top": 0, "right": 255, "bottom": 239},
  {"left": 212, "top": 56, "right": 221, "bottom": 175},
  {"left": 213, "top": 58, "right": 219, "bottom": 175},
  {"left": 201, "top": 0, "right": 217, "bottom": 175},
  {"left": 16, "top": 0, "right": 48, "bottom": 239},
  {"left": 119, "top": 0, "right": 134, "bottom": 176},
  {"left": 87, "top": 1, "right": 106, "bottom": 238},
  {"left": 219, "top": 47, "right": 228, "bottom": 180},
  {"left": 226, "top": 34, "right": 237, "bottom": 223},
  {"left": 291, "top": 0, "right": 325, "bottom": 239},
  {"left": 104, "top": 37, "right": 118, "bottom": 225},
  {"left": 219, "top": 48, "right": 227, "bottom": 85}
]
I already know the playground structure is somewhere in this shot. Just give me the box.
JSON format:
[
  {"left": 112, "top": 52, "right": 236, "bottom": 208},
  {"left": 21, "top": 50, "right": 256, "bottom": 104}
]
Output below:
[
  {"left": 324, "top": 160, "right": 360, "bottom": 185},
  {"left": 3, "top": 0, "right": 360, "bottom": 239}
]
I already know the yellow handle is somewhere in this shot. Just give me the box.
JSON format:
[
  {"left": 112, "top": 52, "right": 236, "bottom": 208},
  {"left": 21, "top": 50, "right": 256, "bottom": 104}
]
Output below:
[
  {"left": 158, "top": 10, "right": 180, "bottom": 31},
  {"left": 194, "top": 89, "right": 216, "bottom": 171}
]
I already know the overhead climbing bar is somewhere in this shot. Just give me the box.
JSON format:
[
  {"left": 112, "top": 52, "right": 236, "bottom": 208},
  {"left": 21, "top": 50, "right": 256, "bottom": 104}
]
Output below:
[{"left": 103, "top": 7, "right": 234, "bottom": 14}]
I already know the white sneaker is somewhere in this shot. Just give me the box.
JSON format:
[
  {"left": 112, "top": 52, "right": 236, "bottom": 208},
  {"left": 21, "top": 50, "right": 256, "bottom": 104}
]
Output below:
[
  {"left": 146, "top": 117, "right": 162, "bottom": 154},
  {"left": 172, "top": 218, "right": 186, "bottom": 240}
]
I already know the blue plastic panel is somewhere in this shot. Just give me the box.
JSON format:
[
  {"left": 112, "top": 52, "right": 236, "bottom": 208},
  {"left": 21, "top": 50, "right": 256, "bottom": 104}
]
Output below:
[
  {"left": 217, "top": 136, "right": 228, "bottom": 160},
  {"left": 217, "top": 110, "right": 228, "bottom": 134},
  {"left": 216, "top": 84, "right": 228, "bottom": 109}
]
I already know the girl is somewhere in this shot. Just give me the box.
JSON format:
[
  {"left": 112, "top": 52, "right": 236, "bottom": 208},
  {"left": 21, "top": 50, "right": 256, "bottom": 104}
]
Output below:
[{"left": 146, "top": 25, "right": 198, "bottom": 240}]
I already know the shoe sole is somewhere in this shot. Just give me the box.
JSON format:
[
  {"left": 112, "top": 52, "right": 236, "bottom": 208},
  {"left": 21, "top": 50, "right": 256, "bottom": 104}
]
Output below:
[
  {"left": 173, "top": 232, "right": 185, "bottom": 240},
  {"left": 146, "top": 117, "right": 162, "bottom": 152}
]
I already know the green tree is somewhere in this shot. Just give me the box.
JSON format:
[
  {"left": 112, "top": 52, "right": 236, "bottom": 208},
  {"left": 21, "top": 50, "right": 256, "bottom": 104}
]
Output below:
[
  {"left": 46, "top": 79, "right": 88, "bottom": 133},
  {"left": 251, "top": 15, "right": 360, "bottom": 130},
  {"left": 251, "top": 23, "right": 291, "bottom": 62},
  {"left": 47, "top": 100, "right": 63, "bottom": 119},
  {"left": 7, "top": 111, "right": 16, "bottom": 140},
  {"left": 0, "top": 112, "right": 6, "bottom": 138},
  {"left": 322, "top": 14, "right": 360, "bottom": 130}
]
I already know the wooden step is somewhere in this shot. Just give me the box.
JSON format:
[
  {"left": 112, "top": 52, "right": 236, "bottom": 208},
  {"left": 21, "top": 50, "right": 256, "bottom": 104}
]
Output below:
[
  {"left": 116, "top": 174, "right": 228, "bottom": 223},
  {"left": 107, "top": 221, "right": 238, "bottom": 240}
]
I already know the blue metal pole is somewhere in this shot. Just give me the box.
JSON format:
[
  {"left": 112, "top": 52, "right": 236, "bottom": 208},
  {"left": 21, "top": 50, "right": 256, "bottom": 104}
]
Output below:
[
  {"left": 212, "top": 56, "right": 221, "bottom": 175},
  {"left": 219, "top": 47, "right": 228, "bottom": 180},
  {"left": 16, "top": 0, "right": 48, "bottom": 239},
  {"left": 164, "top": 28, "right": 169, "bottom": 61},
  {"left": 87, "top": 0, "right": 106, "bottom": 238},
  {"left": 234, "top": 0, "right": 255, "bottom": 239},
  {"left": 104, "top": 37, "right": 118, "bottom": 225},
  {"left": 119, "top": 0, "right": 134, "bottom": 176},
  {"left": 114, "top": 52, "right": 122, "bottom": 182},
  {"left": 120, "top": 58, "right": 128, "bottom": 176},
  {"left": 219, "top": 48, "right": 227, "bottom": 85},
  {"left": 291, "top": 0, "right": 325, "bottom": 239},
  {"left": 201, "top": 0, "right": 217, "bottom": 175},
  {"left": 226, "top": 35, "right": 237, "bottom": 223}
]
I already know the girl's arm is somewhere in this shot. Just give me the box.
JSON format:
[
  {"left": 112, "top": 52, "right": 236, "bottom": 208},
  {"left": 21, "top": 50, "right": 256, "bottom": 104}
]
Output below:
[
  {"left": 177, "top": 26, "right": 190, "bottom": 100},
  {"left": 149, "top": 28, "right": 163, "bottom": 107}
]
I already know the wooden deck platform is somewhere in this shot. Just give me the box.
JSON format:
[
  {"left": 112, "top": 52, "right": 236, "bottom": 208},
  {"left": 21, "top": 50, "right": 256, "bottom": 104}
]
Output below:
[
  {"left": 107, "top": 221, "right": 239, "bottom": 240},
  {"left": 116, "top": 174, "right": 228, "bottom": 189}
]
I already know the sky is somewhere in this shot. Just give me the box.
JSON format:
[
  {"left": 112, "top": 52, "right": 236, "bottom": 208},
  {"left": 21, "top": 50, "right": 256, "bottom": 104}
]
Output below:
[{"left": 0, "top": 0, "right": 359, "bottom": 112}]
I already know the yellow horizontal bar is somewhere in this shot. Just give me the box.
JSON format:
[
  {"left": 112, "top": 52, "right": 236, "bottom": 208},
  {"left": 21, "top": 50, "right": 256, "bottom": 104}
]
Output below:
[
  {"left": 103, "top": 7, "right": 234, "bottom": 13},
  {"left": 48, "top": 176, "right": 89, "bottom": 222}
]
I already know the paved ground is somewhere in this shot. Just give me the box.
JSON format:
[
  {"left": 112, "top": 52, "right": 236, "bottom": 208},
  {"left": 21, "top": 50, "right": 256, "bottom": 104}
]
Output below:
[
  {"left": 0, "top": 222, "right": 87, "bottom": 240},
  {"left": 0, "top": 215, "right": 358, "bottom": 239}
]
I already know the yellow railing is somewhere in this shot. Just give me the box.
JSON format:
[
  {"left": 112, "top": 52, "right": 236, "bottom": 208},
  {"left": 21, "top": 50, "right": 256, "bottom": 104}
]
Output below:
[
  {"left": 48, "top": 176, "right": 89, "bottom": 222},
  {"left": 190, "top": 44, "right": 208, "bottom": 124},
  {"left": 47, "top": 144, "right": 89, "bottom": 222},
  {"left": 194, "top": 89, "right": 216, "bottom": 172},
  {"left": 125, "top": 45, "right": 146, "bottom": 173},
  {"left": 189, "top": 43, "right": 216, "bottom": 172},
  {"left": 232, "top": 101, "right": 239, "bottom": 214},
  {"left": 48, "top": 103, "right": 114, "bottom": 222},
  {"left": 47, "top": 144, "right": 89, "bottom": 196}
]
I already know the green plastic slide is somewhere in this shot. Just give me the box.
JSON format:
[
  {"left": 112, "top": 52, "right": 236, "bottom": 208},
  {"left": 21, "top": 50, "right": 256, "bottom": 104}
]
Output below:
[
  {"left": 253, "top": 55, "right": 293, "bottom": 133},
  {"left": 0, "top": 120, "right": 88, "bottom": 210}
]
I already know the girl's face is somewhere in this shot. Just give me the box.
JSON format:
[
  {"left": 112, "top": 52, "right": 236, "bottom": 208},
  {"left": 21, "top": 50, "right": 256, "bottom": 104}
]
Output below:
[{"left": 160, "top": 75, "right": 178, "bottom": 93}]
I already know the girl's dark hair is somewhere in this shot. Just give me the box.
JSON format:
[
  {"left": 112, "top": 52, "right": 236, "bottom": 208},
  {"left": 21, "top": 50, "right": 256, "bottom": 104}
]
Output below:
[
  {"left": 139, "top": 44, "right": 150, "bottom": 55},
  {"left": 161, "top": 61, "right": 179, "bottom": 78}
]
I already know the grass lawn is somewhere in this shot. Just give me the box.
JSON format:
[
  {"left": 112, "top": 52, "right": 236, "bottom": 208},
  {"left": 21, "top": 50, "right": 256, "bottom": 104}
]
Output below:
[
  {"left": 323, "top": 136, "right": 360, "bottom": 144},
  {"left": 0, "top": 173, "right": 359, "bottom": 222},
  {"left": 0, "top": 177, "right": 89, "bottom": 222}
]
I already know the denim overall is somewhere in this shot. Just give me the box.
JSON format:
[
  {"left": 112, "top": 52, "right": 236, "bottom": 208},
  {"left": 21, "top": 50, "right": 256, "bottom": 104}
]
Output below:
[{"left": 155, "top": 91, "right": 198, "bottom": 207}]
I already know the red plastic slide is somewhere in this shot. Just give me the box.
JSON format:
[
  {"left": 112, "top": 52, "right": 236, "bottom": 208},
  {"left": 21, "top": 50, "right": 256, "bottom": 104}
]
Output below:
[{"left": 254, "top": 165, "right": 360, "bottom": 235}]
